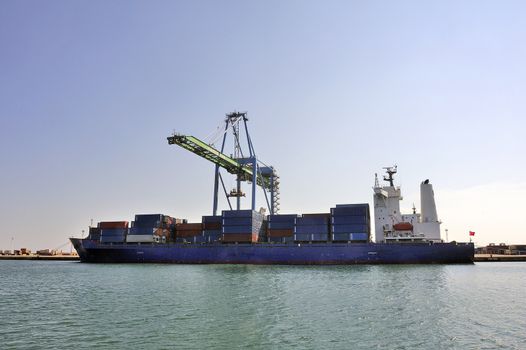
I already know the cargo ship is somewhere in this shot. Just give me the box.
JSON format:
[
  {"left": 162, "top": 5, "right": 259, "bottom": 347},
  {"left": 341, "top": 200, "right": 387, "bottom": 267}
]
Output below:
[{"left": 71, "top": 112, "right": 473, "bottom": 264}]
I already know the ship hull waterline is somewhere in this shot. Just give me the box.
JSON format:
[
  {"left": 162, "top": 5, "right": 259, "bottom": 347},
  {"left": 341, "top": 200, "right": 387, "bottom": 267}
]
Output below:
[{"left": 71, "top": 239, "right": 474, "bottom": 264}]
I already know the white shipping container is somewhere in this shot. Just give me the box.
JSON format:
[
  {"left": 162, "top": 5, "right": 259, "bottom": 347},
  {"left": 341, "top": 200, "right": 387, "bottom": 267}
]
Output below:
[{"left": 126, "top": 235, "right": 156, "bottom": 243}]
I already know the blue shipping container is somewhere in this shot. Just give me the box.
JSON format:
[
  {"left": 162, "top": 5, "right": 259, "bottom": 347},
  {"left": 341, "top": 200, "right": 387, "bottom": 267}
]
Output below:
[
  {"left": 332, "top": 233, "right": 352, "bottom": 241},
  {"left": 331, "top": 215, "right": 369, "bottom": 225},
  {"left": 268, "top": 214, "right": 299, "bottom": 222},
  {"left": 203, "top": 229, "right": 222, "bottom": 235},
  {"left": 351, "top": 233, "right": 369, "bottom": 241},
  {"left": 100, "top": 235, "right": 126, "bottom": 243},
  {"left": 331, "top": 205, "right": 369, "bottom": 216},
  {"left": 135, "top": 214, "right": 163, "bottom": 222},
  {"left": 133, "top": 220, "right": 161, "bottom": 228},
  {"left": 294, "top": 233, "right": 328, "bottom": 241},
  {"left": 295, "top": 225, "right": 329, "bottom": 234},
  {"left": 296, "top": 216, "right": 329, "bottom": 225},
  {"left": 100, "top": 228, "right": 127, "bottom": 236},
  {"left": 268, "top": 222, "right": 295, "bottom": 230},
  {"left": 331, "top": 224, "right": 369, "bottom": 233},
  {"left": 202, "top": 215, "right": 222, "bottom": 223}
]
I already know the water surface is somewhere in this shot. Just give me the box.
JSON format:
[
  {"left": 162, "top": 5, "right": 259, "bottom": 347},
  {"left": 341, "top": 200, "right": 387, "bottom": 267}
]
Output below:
[{"left": 0, "top": 261, "right": 524, "bottom": 349}]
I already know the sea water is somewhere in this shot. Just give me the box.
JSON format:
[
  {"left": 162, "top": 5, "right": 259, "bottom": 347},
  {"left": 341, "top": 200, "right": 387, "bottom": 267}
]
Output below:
[{"left": 0, "top": 261, "right": 524, "bottom": 349}]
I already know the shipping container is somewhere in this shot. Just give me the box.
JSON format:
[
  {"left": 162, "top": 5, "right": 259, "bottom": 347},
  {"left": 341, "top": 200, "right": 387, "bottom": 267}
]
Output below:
[
  {"left": 129, "top": 227, "right": 156, "bottom": 235},
  {"left": 294, "top": 225, "right": 329, "bottom": 234},
  {"left": 267, "top": 229, "right": 294, "bottom": 237},
  {"left": 100, "top": 235, "right": 126, "bottom": 243},
  {"left": 176, "top": 223, "right": 204, "bottom": 231},
  {"left": 351, "top": 233, "right": 369, "bottom": 241},
  {"left": 202, "top": 215, "right": 222, "bottom": 223},
  {"left": 203, "top": 229, "right": 222, "bottom": 235},
  {"left": 88, "top": 227, "right": 102, "bottom": 240},
  {"left": 331, "top": 224, "right": 369, "bottom": 234},
  {"left": 203, "top": 222, "right": 222, "bottom": 230},
  {"left": 223, "top": 226, "right": 262, "bottom": 234},
  {"left": 294, "top": 233, "right": 328, "bottom": 242},
  {"left": 268, "top": 221, "right": 295, "bottom": 230},
  {"left": 98, "top": 221, "right": 129, "bottom": 229},
  {"left": 332, "top": 233, "right": 370, "bottom": 242},
  {"left": 135, "top": 214, "right": 163, "bottom": 222},
  {"left": 267, "top": 214, "right": 299, "bottom": 222},
  {"left": 100, "top": 228, "right": 128, "bottom": 236},
  {"left": 331, "top": 215, "right": 369, "bottom": 225},
  {"left": 331, "top": 204, "right": 369, "bottom": 216},
  {"left": 295, "top": 216, "right": 330, "bottom": 225},
  {"left": 126, "top": 235, "right": 155, "bottom": 243},
  {"left": 177, "top": 230, "right": 202, "bottom": 238},
  {"left": 222, "top": 233, "right": 258, "bottom": 243},
  {"left": 301, "top": 213, "right": 331, "bottom": 219}
]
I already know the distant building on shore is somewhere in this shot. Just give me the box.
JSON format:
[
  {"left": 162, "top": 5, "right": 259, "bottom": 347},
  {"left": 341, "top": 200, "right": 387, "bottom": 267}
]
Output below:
[{"left": 476, "top": 243, "right": 526, "bottom": 255}]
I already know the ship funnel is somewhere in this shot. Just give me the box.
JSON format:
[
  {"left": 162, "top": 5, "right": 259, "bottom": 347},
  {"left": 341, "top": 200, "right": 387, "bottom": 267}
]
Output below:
[{"left": 420, "top": 180, "right": 438, "bottom": 223}]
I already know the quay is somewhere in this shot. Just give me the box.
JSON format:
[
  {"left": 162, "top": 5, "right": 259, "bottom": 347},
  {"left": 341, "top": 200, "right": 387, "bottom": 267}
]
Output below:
[{"left": 474, "top": 254, "right": 526, "bottom": 262}]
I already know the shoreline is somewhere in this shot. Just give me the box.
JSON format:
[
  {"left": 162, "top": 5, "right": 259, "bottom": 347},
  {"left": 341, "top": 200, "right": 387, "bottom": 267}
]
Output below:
[
  {"left": 1, "top": 254, "right": 524, "bottom": 262},
  {"left": 0, "top": 255, "right": 79, "bottom": 261},
  {"left": 474, "top": 254, "right": 526, "bottom": 262}
]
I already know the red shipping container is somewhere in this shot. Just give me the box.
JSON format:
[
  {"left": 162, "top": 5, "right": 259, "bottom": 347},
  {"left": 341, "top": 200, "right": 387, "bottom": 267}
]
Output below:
[
  {"left": 222, "top": 233, "right": 258, "bottom": 243},
  {"left": 98, "top": 221, "right": 129, "bottom": 229},
  {"left": 177, "top": 230, "right": 202, "bottom": 238},
  {"left": 176, "top": 223, "right": 203, "bottom": 231},
  {"left": 267, "top": 229, "right": 294, "bottom": 238},
  {"left": 203, "top": 222, "right": 222, "bottom": 230}
]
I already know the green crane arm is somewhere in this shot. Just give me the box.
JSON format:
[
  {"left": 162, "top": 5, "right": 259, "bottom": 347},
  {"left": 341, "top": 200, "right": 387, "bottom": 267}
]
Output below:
[
  {"left": 168, "top": 134, "right": 249, "bottom": 174},
  {"left": 167, "top": 134, "right": 273, "bottom": 189}
]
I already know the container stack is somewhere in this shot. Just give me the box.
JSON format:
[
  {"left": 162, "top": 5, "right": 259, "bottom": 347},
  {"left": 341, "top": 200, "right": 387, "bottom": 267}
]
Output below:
[
  {"left": 330, "top": 204, "right": 370, "bottom": 242},
  {"left": 294, "top": 214, "right": 330, "bottom": 242},
  {"left": 222, "top": 210, "right": 265, "bottom": 243},
  {"left": 88, "top": 226, "right": 101, "bottom": 241},
  {"left": 99, "top": 221, "right": 128, "bottom": 243},
  {"left": 202, "top": 216, "right": 222, "bottom": 243},
  {"left": 127, "top": 214, "right": 180, "bottom": 243},
  {"left": 175, "top": 223, "right": 204, "bottom": 243},
  {"left": 267, "top": 214, "right": 298, "bottom": 243}
]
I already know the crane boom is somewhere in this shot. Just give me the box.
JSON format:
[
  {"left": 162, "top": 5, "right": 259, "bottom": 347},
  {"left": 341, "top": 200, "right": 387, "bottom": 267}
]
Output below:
[{"left": 167, "top": 134, "right": 271, "bottom": 189}]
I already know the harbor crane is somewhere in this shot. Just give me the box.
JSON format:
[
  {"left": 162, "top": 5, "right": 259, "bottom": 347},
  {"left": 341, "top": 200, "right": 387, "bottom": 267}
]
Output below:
[{"left": 167, "top": 112, "right": 280, "bottom": 215}]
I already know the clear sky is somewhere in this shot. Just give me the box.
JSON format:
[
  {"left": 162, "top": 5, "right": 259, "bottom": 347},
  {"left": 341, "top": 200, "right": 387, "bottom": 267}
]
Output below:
[{"left": 1, "top": 0, "right": 525, "bottom": 250}]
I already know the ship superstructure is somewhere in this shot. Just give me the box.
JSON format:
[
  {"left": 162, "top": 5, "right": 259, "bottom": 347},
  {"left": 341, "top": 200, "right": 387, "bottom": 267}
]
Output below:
[{"left": 373, "top": 166, "right": 441, "bottom": 243}]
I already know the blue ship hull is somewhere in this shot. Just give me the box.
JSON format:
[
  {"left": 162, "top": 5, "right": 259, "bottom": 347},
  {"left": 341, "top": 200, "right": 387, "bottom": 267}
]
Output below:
[{"left": 71, "top": 239, "right": 474, "bottom": 264}]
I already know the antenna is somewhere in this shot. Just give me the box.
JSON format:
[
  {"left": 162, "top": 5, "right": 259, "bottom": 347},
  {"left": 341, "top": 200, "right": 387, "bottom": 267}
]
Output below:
[{"left": 382, "top": 165, "right": 397, "bottom": 187}]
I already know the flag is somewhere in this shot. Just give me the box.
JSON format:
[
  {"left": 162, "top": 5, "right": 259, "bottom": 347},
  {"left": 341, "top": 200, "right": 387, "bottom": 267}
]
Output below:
[{"left": 469, "top": 231, "right": 475, "bottom": 236}]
